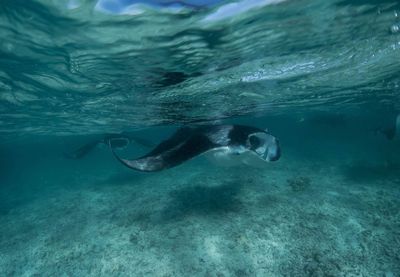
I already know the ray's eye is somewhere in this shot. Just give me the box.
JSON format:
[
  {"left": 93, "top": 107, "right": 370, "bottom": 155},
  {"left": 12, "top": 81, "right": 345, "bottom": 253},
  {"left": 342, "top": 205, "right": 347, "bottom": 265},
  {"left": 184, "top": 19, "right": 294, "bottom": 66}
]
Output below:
[{"left": 249, "top": 135, "right": 260, "bottom": 149}]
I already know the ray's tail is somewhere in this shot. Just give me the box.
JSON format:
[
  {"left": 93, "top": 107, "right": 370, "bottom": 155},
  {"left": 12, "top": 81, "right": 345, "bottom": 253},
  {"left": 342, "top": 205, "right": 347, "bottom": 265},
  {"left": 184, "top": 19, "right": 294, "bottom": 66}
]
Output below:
[{"left": 64, "top": 140, "right": 100, "bottom": 159}]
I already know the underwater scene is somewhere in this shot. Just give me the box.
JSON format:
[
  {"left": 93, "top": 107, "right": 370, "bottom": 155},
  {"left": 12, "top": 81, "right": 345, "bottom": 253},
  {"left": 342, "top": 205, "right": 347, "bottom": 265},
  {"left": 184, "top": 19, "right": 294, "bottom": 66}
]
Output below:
[{"left": 1, "top": 0, "right": 400, "bottom": 276}]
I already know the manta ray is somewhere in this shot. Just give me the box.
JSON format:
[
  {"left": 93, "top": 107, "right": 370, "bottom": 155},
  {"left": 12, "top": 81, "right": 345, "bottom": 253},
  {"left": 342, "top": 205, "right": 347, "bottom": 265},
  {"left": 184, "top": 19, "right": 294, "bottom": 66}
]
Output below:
[{"left": 110, "top": 124, "right": 281, "bottom": 172}]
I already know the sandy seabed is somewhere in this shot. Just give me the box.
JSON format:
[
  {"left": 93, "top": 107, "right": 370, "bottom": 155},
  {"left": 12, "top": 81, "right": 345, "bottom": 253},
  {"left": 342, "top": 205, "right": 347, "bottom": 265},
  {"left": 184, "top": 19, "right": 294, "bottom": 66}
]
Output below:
[{"left": 0, "top": 155, "right": 399, "bottom": 276}]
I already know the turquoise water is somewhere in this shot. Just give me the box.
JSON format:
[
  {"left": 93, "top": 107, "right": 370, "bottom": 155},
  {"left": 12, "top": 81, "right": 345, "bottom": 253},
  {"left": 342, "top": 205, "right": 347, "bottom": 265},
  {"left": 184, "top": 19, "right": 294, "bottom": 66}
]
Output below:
[{"left": 1, "top": 0, "right": 400, "bottom": 276}]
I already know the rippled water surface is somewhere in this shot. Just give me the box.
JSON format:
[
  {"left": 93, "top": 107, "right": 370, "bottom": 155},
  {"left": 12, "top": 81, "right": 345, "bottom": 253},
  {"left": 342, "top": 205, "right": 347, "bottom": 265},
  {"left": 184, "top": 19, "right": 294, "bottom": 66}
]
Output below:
[{"left": 1, "top": 0, "right": 400, "bottom": 137}]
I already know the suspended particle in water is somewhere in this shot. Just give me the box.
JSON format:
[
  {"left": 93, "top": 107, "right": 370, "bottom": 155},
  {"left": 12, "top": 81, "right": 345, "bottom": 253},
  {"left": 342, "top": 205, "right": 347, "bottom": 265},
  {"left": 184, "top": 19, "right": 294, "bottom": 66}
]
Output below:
[{"left": 389, "top": 23, "right": 400, "bottom": 34}]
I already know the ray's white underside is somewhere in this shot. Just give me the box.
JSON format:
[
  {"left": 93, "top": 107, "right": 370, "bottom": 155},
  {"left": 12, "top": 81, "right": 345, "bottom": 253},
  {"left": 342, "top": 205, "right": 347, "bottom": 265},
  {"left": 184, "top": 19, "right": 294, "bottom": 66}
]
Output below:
[{"left": 201, "top": 146, "right": 270, "bottom": 168}]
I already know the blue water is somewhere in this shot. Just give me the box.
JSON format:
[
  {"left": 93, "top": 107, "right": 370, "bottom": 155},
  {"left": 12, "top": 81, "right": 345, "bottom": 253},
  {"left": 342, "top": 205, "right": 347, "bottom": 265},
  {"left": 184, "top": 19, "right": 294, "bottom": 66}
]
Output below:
[{"left": 1, "top": 0, "right": 400, "bottom": 276}]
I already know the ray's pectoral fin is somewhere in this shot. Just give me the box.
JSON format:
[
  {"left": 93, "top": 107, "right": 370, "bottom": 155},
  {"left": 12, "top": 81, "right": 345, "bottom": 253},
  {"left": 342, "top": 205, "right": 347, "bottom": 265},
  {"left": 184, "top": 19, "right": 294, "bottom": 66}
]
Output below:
[
  {"left": 110, "top": 133, "right": 215, "bottom": 172},
  {"left": 110, "top": 151, "right": 165, "bottom": 172}
]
